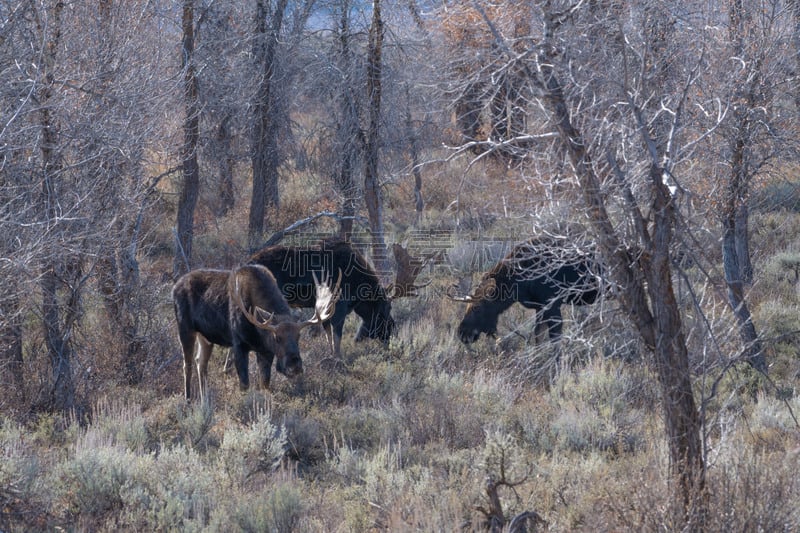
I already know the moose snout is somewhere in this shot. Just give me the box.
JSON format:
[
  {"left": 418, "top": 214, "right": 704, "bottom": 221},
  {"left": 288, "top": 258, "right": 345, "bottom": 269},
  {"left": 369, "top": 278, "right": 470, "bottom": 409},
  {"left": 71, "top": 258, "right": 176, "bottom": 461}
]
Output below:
[
  {"left": 285, "top": 362, "right": 303, "bottom": 377},
  {"left": 277, "top": 354, "right": 304, "bottom": 378}
]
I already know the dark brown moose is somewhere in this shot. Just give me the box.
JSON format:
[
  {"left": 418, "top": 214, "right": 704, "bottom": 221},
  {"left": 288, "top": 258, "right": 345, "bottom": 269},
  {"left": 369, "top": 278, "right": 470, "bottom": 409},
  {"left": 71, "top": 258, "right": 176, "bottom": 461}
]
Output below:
[
  {"left": 449, "top": 237, "right": 602, "bottom": 344},
  {"left": 248, "top": 239, "right": 429, "bottom": 357},
  {"left": 172, "top": 264, "right": 341, "bottom": 401}
]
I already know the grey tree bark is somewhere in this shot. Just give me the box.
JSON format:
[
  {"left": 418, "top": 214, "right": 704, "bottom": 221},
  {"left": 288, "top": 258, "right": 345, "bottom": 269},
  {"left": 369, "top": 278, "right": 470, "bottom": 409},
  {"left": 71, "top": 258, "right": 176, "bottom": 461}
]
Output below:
[
  {"left": 174, "top": 0, "right": 201, "bottom": 277},
  {"left": 404, "top": 84, "right": 424, "bottom": 225},
  {"left": 36, "top": 0, "right": 76, "bottom": 410},
  {"left": 468, "top": 2, "right": 706, "bottom": 523},
  {"left": 364, "top": 0, "right": 390, "bottom": 278},
  {"left": 248, "top": 0, "right": 289, "bottom": 250},
  {"left": 720, "top": 0, "right": 766, "bottom": 373},
  {"left": 333, "top": 1, "right": 363, "bottom": 240}
]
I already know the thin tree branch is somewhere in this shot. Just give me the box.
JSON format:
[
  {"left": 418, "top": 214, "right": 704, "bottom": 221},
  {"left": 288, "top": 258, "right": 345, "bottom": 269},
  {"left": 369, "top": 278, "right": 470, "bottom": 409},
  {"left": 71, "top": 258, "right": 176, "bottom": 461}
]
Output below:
[{"left": 254, "top": 211, "right": 369, "bottom": 251}]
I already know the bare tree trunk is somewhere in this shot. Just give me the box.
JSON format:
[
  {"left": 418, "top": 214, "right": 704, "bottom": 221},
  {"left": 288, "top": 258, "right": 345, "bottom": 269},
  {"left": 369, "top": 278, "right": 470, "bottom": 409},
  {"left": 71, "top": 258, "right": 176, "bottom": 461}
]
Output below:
[
  {"left": 93, "top": 0, "right": 145, "bottom": 385},
  {"left": 404, "top": 84, "right": 424, "bottom": 226},
  {"left": 36, "top": 0, "right": 75, "bottom": 410},
  {"left": 735, "top": 204, "right": 753, "bottom": 284},
  {"left": 336, "top": 137, "right": 359, "bottom": 239},
  {"left": 0, "top": 292, "right": 25, "bottom": 404},
  {"left": 722, "top": 0, "right": 765, "bottom": 373},
  {"left": 644, "top": 164, "right": 705, "bottom": 518},
  {"left": 249, "top": 0, "right": 288, "bottom": 250},
  {"left": 102, "top": 229, "right": 143, "bottom": 384},
  {"left": 334, "top": 2, "right": 362, "bottom": 240},
  {"left": 531, "top": 13, "right": 705, "bottom": 521},
  {"left": 724, "top": 141, "right": 764, "bottom": 371},
  {"left": 455, "top": 82, "right": 484, "bottom": 150},
  {"left": 364, "top": 0, "right": 389, "bottom": 279},
  {"left": 174, "top": 0, "right": 200, "bottom": 277},
  {"left": 788, "top": 0, "right": 800, "bottom": 110},
  {"left": 215, "top": 114, "right": 235, "bottom": 216}
]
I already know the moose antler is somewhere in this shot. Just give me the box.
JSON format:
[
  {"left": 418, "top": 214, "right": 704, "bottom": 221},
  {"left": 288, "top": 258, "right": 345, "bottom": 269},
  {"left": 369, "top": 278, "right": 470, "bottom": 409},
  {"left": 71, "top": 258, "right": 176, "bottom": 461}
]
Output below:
[
  {"left": 302, "top": 269, "right": 342, "bottom": 328},
  {"left": 387, "top": 243, "right": 434, "bottom": 299},
  {"left": 232, "top": 274, "right": 278, "bottom": 332},
  {"left": 445, "top": 278, "right": 475, "bottom": 303}
]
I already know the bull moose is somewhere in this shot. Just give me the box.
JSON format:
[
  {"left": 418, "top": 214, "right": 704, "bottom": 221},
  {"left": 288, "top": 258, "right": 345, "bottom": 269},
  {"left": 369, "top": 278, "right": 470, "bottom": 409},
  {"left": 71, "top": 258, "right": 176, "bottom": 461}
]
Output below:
[
  {"left": 172, "top": 264, "right": 341, "bottom": 401},
  {"left": 247, "top": 238, "right": 429, "bottom": 357},
  {"left": 449, "top": 237, "right": 602, "bottom": 344}
]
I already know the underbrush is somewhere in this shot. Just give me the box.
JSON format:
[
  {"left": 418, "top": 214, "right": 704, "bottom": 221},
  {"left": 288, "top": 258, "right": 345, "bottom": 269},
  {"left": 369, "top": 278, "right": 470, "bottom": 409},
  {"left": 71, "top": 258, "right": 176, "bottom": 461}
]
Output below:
[
  {"left": 4, "top": 205, "right": 800, "bottom": 531},
  {"left": 2, "top": 322, "right": 798, "bottom": 531}
]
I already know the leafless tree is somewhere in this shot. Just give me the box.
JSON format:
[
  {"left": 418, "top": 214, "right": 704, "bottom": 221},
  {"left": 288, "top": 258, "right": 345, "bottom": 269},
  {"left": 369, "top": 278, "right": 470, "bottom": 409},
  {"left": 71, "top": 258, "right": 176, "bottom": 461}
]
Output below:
[
  {"left": 196, "top": 1, "right": 250, "bottom": 217},
  {"left": 330, "top": 0, "right": 364, "bottom": 239},
  {"left": 247, "top": 0, "right": 316, "bottom": 249},
  {"left": 447, "top": 1, "right": 753, "bottom": 523},
  {"left": 439, "top": 3, "right": 534, "bottom": 162},
  {"left": 174, "top": 0, "right": 201, "bottom": 278},
  {"left": 0, "top": 0, "right": 178, "bottom": 409},
  {"left": 34, "top": 0, "right": 78, "bottom": 409},
  {"left": 709, "top": 0, "right": 796, "bottom": 373},
  {"left": 364, "top": 0, "right": 390, "bottom": 278},
  {"left": 248, "top": 0, "right": 288, "bottom": 249}
]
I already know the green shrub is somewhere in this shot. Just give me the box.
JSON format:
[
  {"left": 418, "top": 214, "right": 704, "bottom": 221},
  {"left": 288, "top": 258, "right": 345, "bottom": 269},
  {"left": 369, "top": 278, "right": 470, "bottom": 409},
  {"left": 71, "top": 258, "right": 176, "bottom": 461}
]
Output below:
[
  {"left": 0, "top": 419, "right": 40, "bottom": 491},
  {"left": 116, "top": 444, "right": 214, "bottom": 532},
  {"left": 0, "top": 419, "right": 47, "bottom": 529},
  {"left": 398, "top": 371, "right": 490, "bottom": 449},
  {"left": 548, "top": 359, "right": 645, "bottom": 454},
  {"left": 217, "top": 406, "right": 288, "bottom": 487},
  {"left": 53, "top": 444, "right": 134, "bottom": 520},
  {"left": 177, "top": 398, "right": 215, "bottom": 450},
  {"left": 342, "top": 405, "right": 397, "bottom": 449},
  {"left": 756, "top": 299, "right": 800, "bottom": 339},
  {"left": 752, "top": 180, "right": 800, "bottom": 212},
  {"left": 280, "top": 407, "right": 326, "bottom": 466},
  {"left": 210, "top": 481, "right": 305, "bottom": 533}
]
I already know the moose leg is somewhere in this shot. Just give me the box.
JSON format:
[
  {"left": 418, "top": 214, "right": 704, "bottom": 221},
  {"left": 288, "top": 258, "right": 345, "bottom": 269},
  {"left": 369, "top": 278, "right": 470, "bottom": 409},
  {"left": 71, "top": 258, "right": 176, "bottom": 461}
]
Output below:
[
  {"left": 178, "top": 328, "right": 197, "bottom": 401},
  {"left": 333, "top": 334, "right": 342, "bottom": 359},
  {"left": 322, "top": 321, "right": 336, "bottom": 357},
  {"left": 230, "top": 340, "right": 251, "bottom": 391},
  {"left": 254, "top": 352, "right": 274, "bottom": 389},
  {"left": 222, "top": 349, "right": 235, "bottom": 375},
  {"left": 537, "top": 306, "right": 565, "bottom": 382},
  {"left": 331, "top": 319, "right": 345, "bottom": 358},
  {"left": 532, "top": 311, "right": 548, "bottom": 345},
  {"left": 195, "top": 335, "right": 214, "bottom": 402},
  {"left": 540, "top": 306, "right": 564, "bottom": 341}
]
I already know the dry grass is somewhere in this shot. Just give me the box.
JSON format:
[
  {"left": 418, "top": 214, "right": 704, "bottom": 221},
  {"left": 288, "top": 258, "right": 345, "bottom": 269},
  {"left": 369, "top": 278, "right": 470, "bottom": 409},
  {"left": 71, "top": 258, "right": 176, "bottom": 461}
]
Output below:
[
  {"left": 3, "top": 160, "right": 800, "bottom": 532},
  {"left": 3, "top": 275, "right": 799, "bottom": 531}
]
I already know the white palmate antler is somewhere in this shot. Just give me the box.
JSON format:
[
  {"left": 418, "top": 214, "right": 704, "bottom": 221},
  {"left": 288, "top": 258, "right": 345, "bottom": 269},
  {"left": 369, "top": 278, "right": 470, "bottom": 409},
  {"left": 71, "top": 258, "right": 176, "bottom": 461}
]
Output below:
[
  {"left": 446, "top": 275, "right": 478, "bottom": 303},
  {"left": 302, "top": 269, "right": 343, "bottom": 328}
]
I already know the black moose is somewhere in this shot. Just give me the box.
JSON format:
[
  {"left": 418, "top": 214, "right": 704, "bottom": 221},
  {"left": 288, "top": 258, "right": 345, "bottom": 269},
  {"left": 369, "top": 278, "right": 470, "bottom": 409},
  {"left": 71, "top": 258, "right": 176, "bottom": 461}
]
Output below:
[
  {"left": 247, "top": 239, "right": 429, "bottom": 357},
  {"left": 172, "top": 264, "right": 340, "bottom": 401},
  {"left": 449, "top": 237, "right": 602, "bottom": 344}
]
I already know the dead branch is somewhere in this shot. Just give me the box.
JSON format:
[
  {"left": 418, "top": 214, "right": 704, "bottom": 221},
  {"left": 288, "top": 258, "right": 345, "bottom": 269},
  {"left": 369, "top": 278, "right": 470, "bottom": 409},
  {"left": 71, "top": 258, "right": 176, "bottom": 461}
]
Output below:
[{"left": 255, "top": 211, "right": 369, "bottom": 250}]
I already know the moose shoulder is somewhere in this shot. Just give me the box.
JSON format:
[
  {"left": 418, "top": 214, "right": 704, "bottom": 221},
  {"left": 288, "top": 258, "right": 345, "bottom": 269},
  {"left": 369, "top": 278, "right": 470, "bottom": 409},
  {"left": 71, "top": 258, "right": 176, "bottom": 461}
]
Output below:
[
  {"left": 172, "top": 264, "right": 340, "bottom": 401},
  {"left": 450, "top": 237, "right": 602, "bottom": 344}
]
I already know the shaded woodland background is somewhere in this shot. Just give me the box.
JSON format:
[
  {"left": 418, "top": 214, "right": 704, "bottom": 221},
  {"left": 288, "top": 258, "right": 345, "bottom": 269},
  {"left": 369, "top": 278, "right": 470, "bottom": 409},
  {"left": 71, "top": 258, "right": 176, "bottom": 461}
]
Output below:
[{"left": 1, "top": 1, "right": 800, "bottom": 530}]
